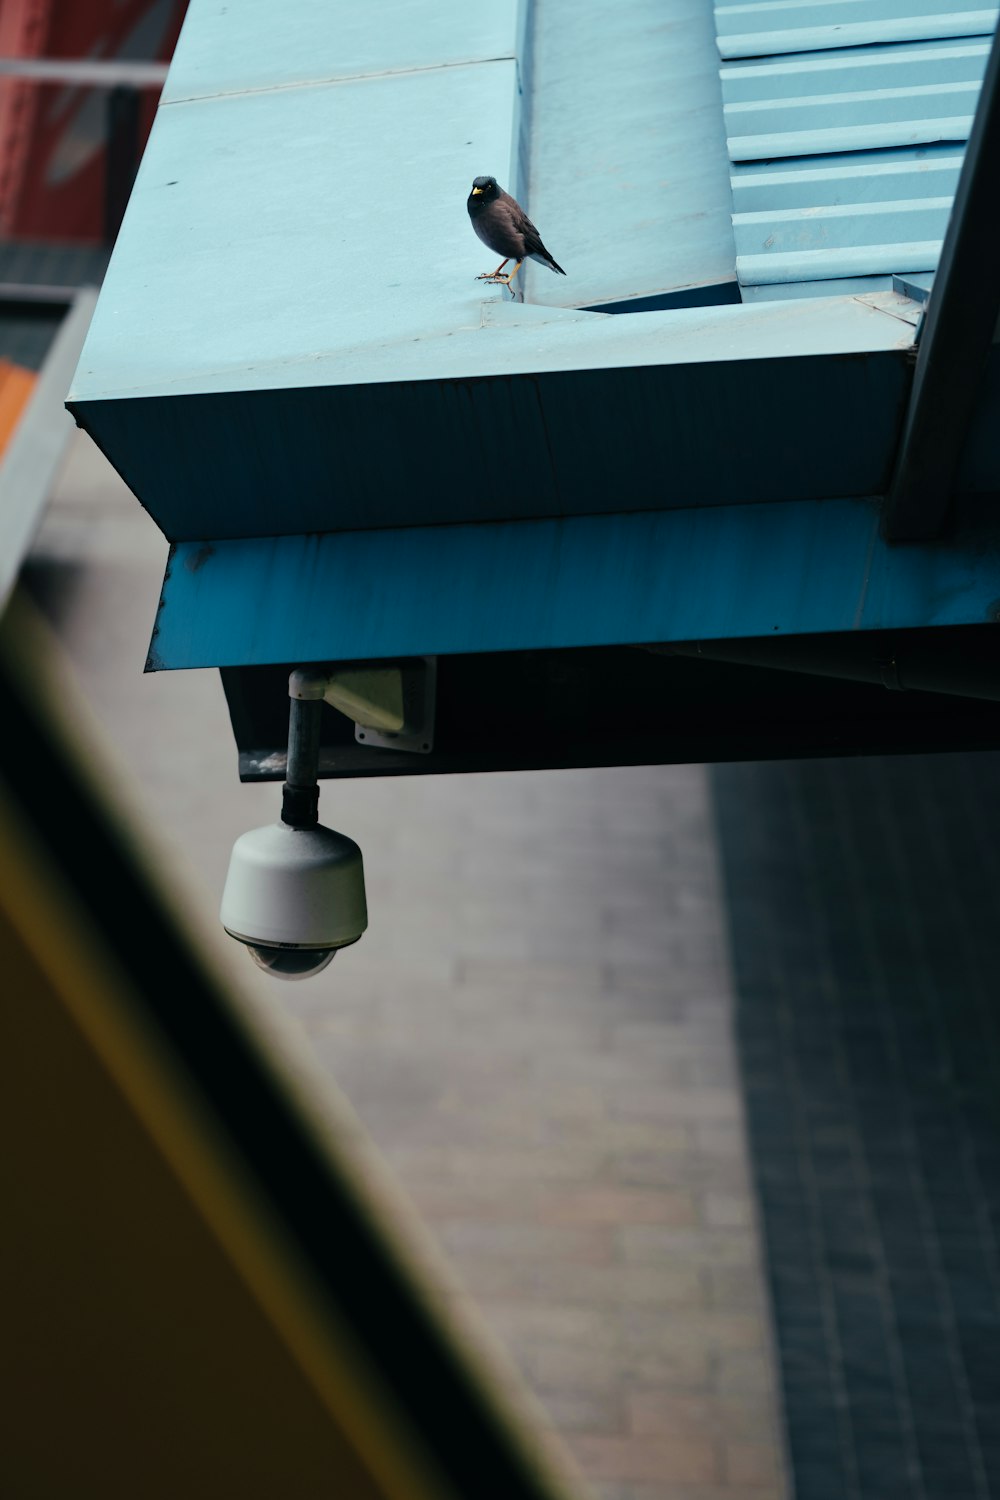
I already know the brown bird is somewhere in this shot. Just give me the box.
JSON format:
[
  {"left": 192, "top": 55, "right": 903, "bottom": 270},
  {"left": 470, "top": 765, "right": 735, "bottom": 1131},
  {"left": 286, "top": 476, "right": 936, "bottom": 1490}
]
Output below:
[{"left": 467, "top": 175, "right": 566, "bottom": 295}]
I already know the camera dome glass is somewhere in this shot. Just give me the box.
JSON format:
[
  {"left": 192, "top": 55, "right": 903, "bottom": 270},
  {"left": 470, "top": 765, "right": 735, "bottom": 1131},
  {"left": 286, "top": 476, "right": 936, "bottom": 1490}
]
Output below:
[{"left": 245, "top": 944, "right": 336, "bottom": 980}]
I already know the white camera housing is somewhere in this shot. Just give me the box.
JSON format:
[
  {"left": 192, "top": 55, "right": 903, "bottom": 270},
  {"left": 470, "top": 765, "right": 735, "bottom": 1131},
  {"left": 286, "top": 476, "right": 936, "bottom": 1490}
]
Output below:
[{"left": 221, "top": 820, "right": 367, "bottom": 980}]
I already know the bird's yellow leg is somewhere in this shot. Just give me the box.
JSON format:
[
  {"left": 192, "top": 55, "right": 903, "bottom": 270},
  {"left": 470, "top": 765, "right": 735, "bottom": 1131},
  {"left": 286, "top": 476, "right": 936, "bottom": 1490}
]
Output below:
[
  {"left": 476, "top": 259, "right": 510, "bottom": 281},
  {"left": 499, "top": 260, "right": 524, "bottom": 297}
]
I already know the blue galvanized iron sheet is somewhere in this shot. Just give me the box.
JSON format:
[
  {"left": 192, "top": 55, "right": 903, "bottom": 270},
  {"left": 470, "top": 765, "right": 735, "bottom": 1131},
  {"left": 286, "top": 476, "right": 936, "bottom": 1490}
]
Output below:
[
  {"left": 728, "top": 113, "right": 973, "bottom": 159},
  {"left": 714, "top": 13, "right": 996, "bottom": 295},
  {"left": 163, "top": 0, "right": 530, "bottom": 102},
  {"left": 721, "top": 36, "right": 989, "bottom": 157},
  {"left": 147, "top": 495, "right": 1000, "bottom": 671},
  {"left": 69, "top": 280, "right": 916, "bottom": 403},
  {"left": 721, "top": 38, "right": 992, "bottom": 97},
  {"left": 523, "top": 0, "right": 736, "bottom": 308},
  {"left": 726, "top": 78, "right": 981, "bottom": 152},
  {"left": 740, "top": 238, "right": 946, "bottom": 284},
  {"left": 70, "top": 280, "right": 918, "bottom": 541},
  {"left": 731, "top": 143, "right": 964, "bottom": 292},
  {"left": 741, "top": 273, "right": 897, "bottom": 297},
  {"left": 730, "top": 148, "right": 964, "bottom": 208},
  {"left": 66, "top": 0, "right": 924, "bottom": 550},
  {"left": 72, "top": 0, "right": 739, "bottom": 406},
  {"left": 71, "top": 56, "right": 523, "bottom": 398},
  {"left": 716, "top": 2, "right": 999, "bottom": 60},
  {"left": 737, "top": 195, "right": 950, "bottom": 248},
  {"left": 74, "top": 331, "right": 913, "bottom": 541}
]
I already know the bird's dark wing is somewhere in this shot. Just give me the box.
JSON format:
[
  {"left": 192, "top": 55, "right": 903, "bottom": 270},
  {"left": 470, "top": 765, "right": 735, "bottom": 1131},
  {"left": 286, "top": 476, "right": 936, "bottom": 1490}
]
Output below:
[
  {"left": 519, "top": 216, "right": 546, "bottom": 256},
  {"left": 519, "top": 216, "right": 566, "bottom": 276},
  {"left": 498, "top": 190, "right": 566, "bottom": 275}
]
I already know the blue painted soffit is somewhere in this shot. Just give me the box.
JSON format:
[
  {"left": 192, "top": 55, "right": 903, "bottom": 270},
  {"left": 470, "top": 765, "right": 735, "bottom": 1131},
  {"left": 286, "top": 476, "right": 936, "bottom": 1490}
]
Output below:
[
  {"left": 714, "top": 3, "right": 999, "bottom": 300},
  {"left": 150, "top": 496, "right": 1000, "bottom": 671}
]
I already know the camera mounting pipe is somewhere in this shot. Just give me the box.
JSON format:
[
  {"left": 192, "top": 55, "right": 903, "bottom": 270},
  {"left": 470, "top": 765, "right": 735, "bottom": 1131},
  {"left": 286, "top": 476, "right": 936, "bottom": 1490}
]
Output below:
[{"left": 282, "top": 692, "right": 322, "bottom": 829}]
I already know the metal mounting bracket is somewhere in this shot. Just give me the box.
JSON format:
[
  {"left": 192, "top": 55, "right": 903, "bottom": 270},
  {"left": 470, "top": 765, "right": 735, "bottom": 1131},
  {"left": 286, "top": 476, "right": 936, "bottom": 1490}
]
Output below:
[
  {"left": 289, "top": 658, "right": 436, "bottom": 754},
  {"left": 352, "top": 657, "right": 436, "bottom": 754}
]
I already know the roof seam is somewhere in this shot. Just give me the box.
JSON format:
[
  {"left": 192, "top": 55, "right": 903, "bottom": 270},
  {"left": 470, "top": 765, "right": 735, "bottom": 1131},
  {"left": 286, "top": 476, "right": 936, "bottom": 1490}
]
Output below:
[
  {"left": 850, "top": 292, "right": 923, "bottom": 330},
  {"left": 160, "top": 53, "right": 520, "bottom": 107}
]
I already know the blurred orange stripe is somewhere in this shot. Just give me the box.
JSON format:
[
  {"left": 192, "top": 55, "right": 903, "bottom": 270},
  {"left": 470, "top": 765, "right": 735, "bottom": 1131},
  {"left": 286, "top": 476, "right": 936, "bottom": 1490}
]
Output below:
[{"left": 0, "top": 357, "right": 36, "bottom": 454}]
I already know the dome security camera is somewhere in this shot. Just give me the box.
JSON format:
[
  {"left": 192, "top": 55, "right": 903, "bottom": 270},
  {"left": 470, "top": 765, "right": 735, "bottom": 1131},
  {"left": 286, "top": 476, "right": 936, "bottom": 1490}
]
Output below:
[
  {"left": 221, "top": 661, "right": 432, "bottom": 980},
  {"left": 221, "top": 820, "right": 367, "bottom": 981}
]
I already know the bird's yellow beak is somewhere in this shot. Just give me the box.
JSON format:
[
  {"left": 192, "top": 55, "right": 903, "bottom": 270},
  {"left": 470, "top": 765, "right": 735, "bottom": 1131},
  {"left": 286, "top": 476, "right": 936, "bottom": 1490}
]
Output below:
[{"left": 471, "top": 186, "right": 484, "bottom": 196}]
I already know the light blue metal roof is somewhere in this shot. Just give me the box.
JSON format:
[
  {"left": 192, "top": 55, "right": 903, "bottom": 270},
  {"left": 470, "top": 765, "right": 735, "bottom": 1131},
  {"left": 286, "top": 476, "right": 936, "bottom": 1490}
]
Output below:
[
  {"left": 715, "top": 1, "right": 998, "bottom": 60},
  {"left": 69, "top": 0, "right": 740, "bottom": 406},
  {"left": 71, "top": 26, "right": 524, "bottom": 398},
  {"left": 526, "top": 0, "right": 737, "bottom": 308},
  {"left": 73, "top": 292, "right": 919, "bottom": 541},
  {"left": 160, "top": 0, "right": 530, "bottom": 102},
  {"left": 714, "top": 6, "right": 998, "bottom": 296},
  {"left": 68, "top": 0, "right": 928, "bottom": 546},
  {"left": 63, "top": 0, "right": 1000, "bottom": 676}
]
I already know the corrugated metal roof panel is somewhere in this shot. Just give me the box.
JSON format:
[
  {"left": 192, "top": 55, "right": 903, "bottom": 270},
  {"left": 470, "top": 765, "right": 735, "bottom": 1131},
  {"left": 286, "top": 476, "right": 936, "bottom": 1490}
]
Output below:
[
  {"left": 730, "top": 150, "right": 964, "bottom": 208},
  {"left": 734, "top": 197, "right": 948, "bottom": 282},
  {"left": 714, "top": 7, "right": 997, "bottom": 295},
  {"left": 727, "top": 77, "right": 978, "bottom": 142},
  {"left": 722, "top": 39, "right": 988, "bottom": 157},
  {"left": 716, "top": 2, "right": 998, "bottom": 60},
  {"left": 735, "top": 195, "right": 951, "bottom": 248},
  {"left": 728, "top": 113, "right": 973, "bottom": 157},
  {"left": 720, "top": 38, "right": 990, "bottom": 95},
  {"left": 739, "top": 239, "right": 944, "bottom": 283}
]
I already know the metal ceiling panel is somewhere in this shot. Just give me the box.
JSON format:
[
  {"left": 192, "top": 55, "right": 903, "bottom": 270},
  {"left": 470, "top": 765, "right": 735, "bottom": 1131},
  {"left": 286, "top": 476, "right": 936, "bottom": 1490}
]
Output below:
[
  {"left": 714, "top": 13, "right": 997, "bottom": 295},
  {"left": 147, "top": 493, "right": 1000, "bottom": 672},
  {"left": 220, "top": 638, "right": 1000, "bottom": 783}
]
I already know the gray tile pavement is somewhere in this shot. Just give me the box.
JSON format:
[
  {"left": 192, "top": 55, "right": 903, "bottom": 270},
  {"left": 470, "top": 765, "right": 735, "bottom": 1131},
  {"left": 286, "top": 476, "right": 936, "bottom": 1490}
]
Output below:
[{"left": 714, "top": 753, "right": 1000, "bottom": 1500}]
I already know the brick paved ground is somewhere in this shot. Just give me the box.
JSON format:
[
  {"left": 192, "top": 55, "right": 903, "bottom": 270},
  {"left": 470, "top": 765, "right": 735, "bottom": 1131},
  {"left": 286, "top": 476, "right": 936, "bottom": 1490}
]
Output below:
[
  {"left": 713, "top": 755, "right": 1000, "bottom": 1500},
  {"left": 296, "top": 765, "right": 789, "bottom": 1499},
  {"left": 27, "top": 434, "right": 789, "bottom": 1498}
]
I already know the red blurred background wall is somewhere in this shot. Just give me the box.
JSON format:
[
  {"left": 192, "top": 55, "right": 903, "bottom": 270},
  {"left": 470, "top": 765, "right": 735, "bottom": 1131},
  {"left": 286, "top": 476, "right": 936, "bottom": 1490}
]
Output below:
[{"left": 0, "top": 0, "right": 187, "bottom": 243}]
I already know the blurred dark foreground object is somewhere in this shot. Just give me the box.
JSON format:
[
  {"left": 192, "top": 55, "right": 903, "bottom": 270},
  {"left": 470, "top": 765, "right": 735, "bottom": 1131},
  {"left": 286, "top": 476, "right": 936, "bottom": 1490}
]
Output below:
[{"left": 0, "top": 592, "right": 573, "bottom": 1500}]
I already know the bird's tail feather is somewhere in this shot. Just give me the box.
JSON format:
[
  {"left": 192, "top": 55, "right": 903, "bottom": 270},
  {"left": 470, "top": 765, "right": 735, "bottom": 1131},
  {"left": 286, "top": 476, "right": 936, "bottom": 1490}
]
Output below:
[{"left": 529, "top": 251, "right": 567, "bottom": 275}]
